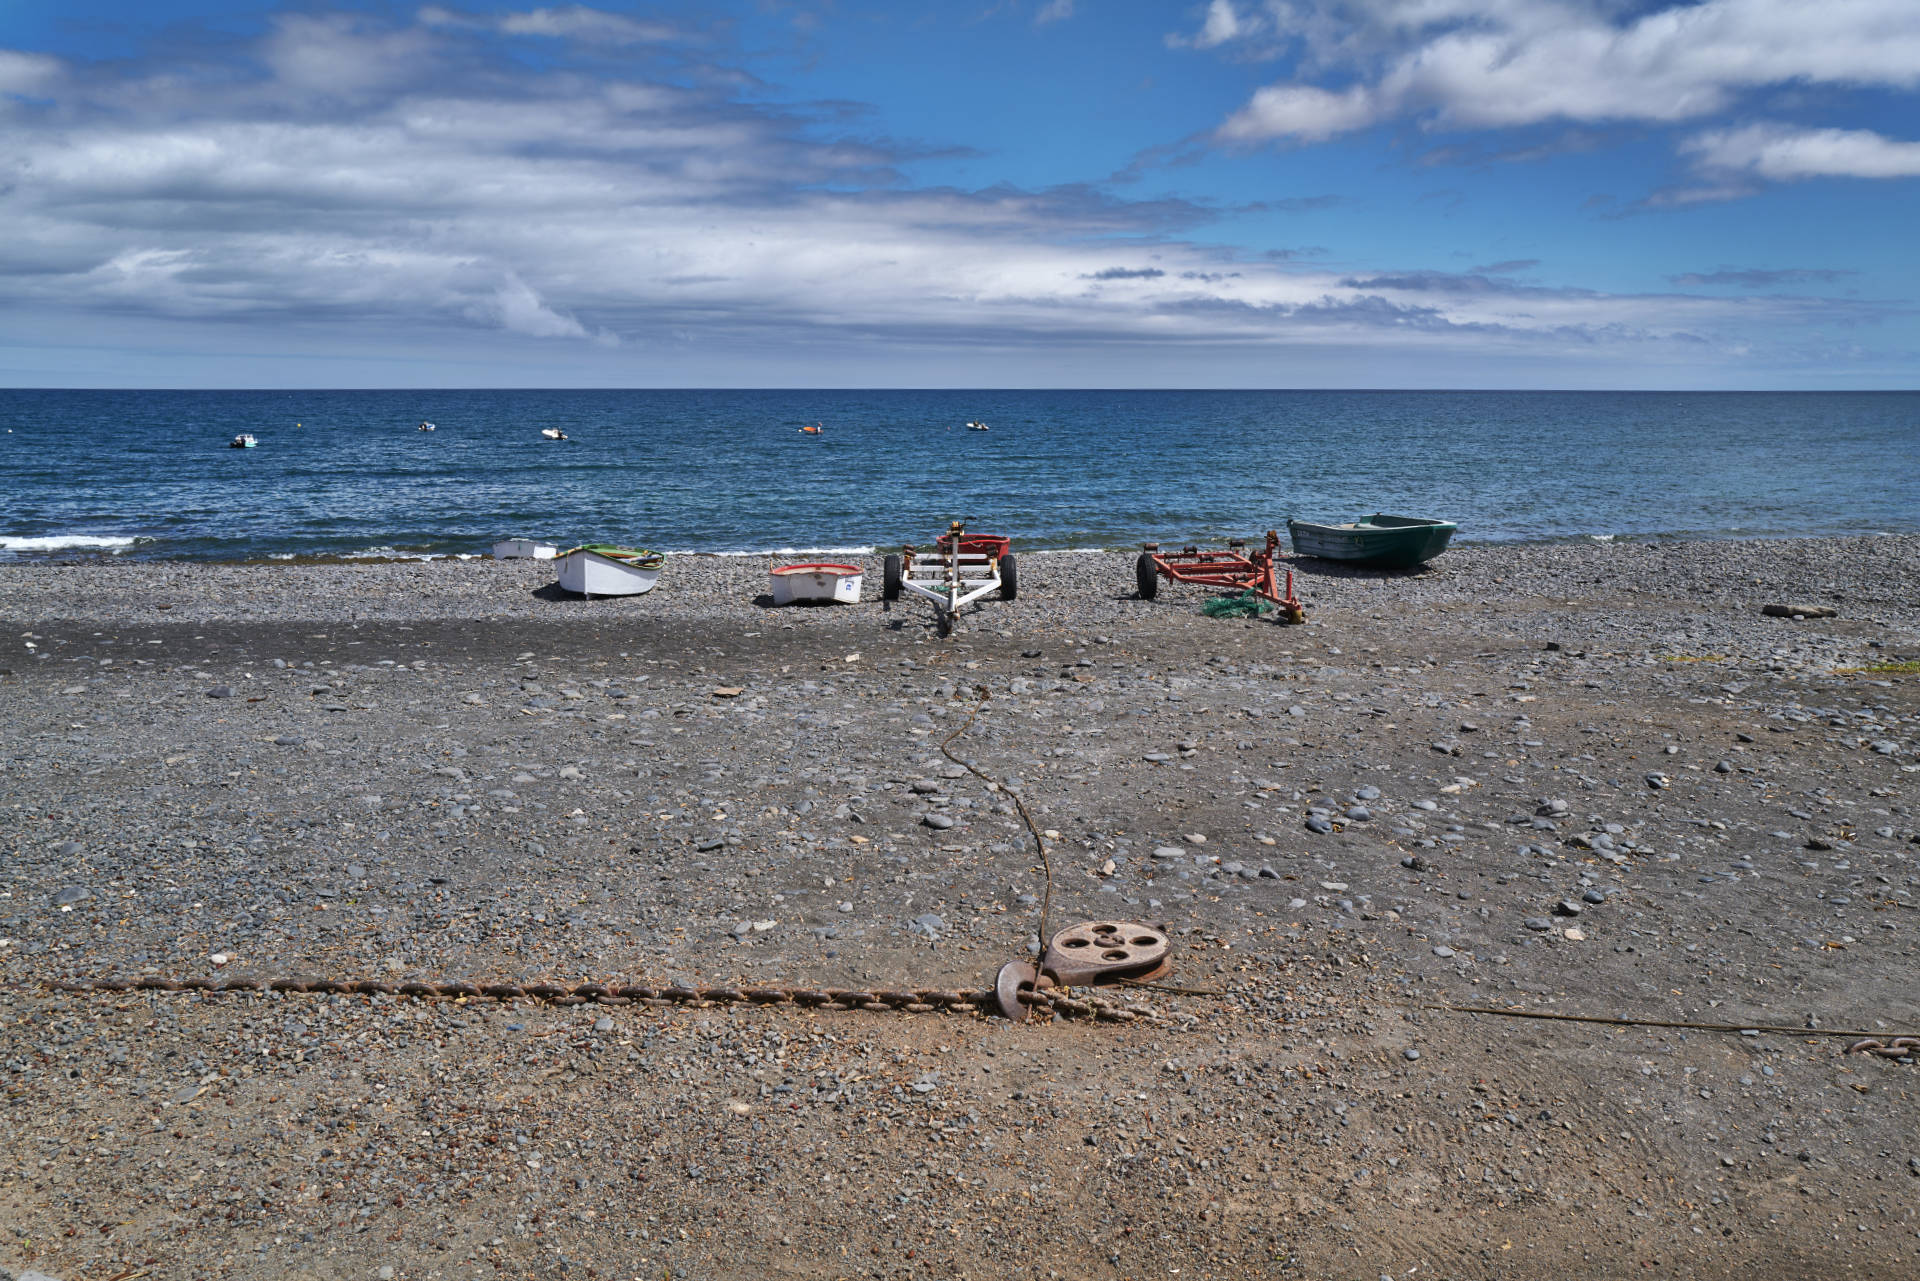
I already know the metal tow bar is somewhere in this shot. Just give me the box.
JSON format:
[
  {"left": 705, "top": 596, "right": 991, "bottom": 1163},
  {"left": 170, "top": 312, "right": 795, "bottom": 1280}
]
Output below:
[{"left": 994, "top": 920, "right": 1172, "bottom": 1023}]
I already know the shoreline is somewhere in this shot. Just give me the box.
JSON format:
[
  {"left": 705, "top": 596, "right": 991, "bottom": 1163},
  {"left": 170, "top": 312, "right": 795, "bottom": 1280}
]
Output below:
[
  {"left": 6, "top": 522, "right": 1920, "bottom": 567},
  {"left": 2, "top": 530, "right": 1916, "bottom": 1278}
]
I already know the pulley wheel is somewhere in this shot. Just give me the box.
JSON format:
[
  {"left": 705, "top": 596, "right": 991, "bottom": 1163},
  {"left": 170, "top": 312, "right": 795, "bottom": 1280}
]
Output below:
[
  {"left": 1042, "top": 920, "right": 1170, "bottom": 986},
  {"left": 994, "top": 960, "right": 1040, "bottom": 1023}
]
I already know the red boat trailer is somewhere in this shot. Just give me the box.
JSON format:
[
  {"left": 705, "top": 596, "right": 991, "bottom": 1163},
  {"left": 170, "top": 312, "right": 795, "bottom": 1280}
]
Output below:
[{"left": 1135, "top": 530, "right": 1306, "bottom": 623}]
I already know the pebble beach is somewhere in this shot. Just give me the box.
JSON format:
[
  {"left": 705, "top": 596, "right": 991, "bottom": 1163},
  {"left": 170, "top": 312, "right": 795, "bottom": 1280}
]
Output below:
[{"left": 2, "top": 533, "right": 1918, "bottom": 1280}]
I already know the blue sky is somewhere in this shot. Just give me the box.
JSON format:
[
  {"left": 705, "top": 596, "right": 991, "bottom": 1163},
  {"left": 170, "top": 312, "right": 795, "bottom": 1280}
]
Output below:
[{"left": 1, "top": 0, "right": 1916, "bottom": 388}]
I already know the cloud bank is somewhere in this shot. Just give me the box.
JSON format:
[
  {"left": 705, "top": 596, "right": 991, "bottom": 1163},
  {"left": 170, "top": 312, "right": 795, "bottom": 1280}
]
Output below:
[{"left": 0, "top": 5, "right": 1889, "bottom": 379}]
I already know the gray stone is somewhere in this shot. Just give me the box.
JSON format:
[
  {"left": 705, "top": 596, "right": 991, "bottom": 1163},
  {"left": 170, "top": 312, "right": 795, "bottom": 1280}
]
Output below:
[
  {"left": 1432, "top": 946, "right": 1455, "bottom": 958},
  {"left": 1305, "top": 817, "right": 1332, "bottom": 834},
  {"left": 1581, "top": 889, "right": 1607, "bottom": 904},
  {"left": 922, "top": 813, "right": 955, "bottom": 830},
  {"left": 1143, "top": 753, "right": 1173, "bottom": 763},
  {"left": 1552, "top": 899, "right": 1583, "bottom": 916},
  {"left": 1714, "top": 760, "right": 1733, "bottom": 773},
  {"left": 594, "top": 1016, "right": 614, "bottom": 1033},
  {"left": 53, "top": 886, "right": 90, "bottom": 906},
  {"left": 1354, "top": 785, "right": 1382, "bottom": 801},
  {"left": 1644, "top": 772, "right": 1670, "bottom": 789},
  {"left": 205, "top": 684, "right": 233, "bottom": 698},
  {"left": 274, "top": 735, "right": 304, "bottom": 746},
  {"left": 1871, "top": 740, "right": 1899, "bottom": 756},
  {"left": 1432, "top": 740, "right": 1463, "bottom": 756},
  {"left": 1403, "top": 1048, "right": 1421, "bottom": 1061},
  {"left": 1344, "top": 805, "right": 1372, "bottom": 822},
  {"left": 55, "top": 840, "right": 83, "bottom": 856},
  {"left": 1152, "top": 846, "right": 1186, "bottom": 860},
  {"left": 910, "top": 779, "right": 941, "bottom": 793},
  {"left": 1523, "top": 917, "right": 1554, "bottom": 931}
]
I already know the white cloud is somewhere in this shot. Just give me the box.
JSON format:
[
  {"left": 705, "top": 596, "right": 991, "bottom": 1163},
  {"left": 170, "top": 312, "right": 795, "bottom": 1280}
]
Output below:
[
  {"left": 1204, "top": 0, "right": 1920, "bottom": 142},
  {"left": 1035, "top": 0, "right": 1076, "bottom": 26},
  {"left": 497, "top": 6, "right": 679, "bottom": 44},
  {"left": 1221, "top": 83, "right": 1379, "bottom": 142},
  {"left": 0, "top": 49, "right": 63, "bottom": 96},
  {"left": 0, "top": 10, "right": 1876, "bottom": 367},
  {"left": 1168, "top": 0, "right": 1249, "bottom": 50},
  {"left": 1684, "top": 123, "right": 1920, "bottom": 181}
]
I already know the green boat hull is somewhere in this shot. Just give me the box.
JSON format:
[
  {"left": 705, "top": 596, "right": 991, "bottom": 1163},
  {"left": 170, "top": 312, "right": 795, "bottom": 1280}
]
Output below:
[{"left": 1286, "top": 514, "right": 1457, "bottom": 568}]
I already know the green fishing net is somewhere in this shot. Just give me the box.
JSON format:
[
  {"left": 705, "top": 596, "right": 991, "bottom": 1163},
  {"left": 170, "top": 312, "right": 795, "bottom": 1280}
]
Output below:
[{"left": 1200, "top": 590, "right": 1274, "bottom": 618}]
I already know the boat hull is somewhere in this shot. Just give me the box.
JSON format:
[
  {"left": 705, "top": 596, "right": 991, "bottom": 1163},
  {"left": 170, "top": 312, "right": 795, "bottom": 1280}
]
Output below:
[
  {"left": 493, "top": 539, "right": 558, "bottom": 560},
  {"left": 1287, "top": 515, "right": 1456, "bottom": 568},
  {"left": 770, "top": 563, "right": 863, "bottom": 605},
  {"left": 555, "top": 550, "right": 661, "bottom": 597}
]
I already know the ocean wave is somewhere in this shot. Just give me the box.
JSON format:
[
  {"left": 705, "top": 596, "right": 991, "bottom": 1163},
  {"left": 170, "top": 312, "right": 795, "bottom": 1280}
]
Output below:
[
  {"left": 663, "top": 545, "right": 880, "bottom": 557},
  {"left": 0, "top": 534, "right": 147, "bottom": 552},
  {"left": 1588, "top": 534, "right": 1616, "bottom": 542}
]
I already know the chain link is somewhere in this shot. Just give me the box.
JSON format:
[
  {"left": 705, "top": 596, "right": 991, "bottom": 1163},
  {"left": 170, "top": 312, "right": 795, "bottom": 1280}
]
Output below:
[
  {"left": 1847, "top": 1036, "right": 1918, "bottom": 1060},
  {"left": 39, "top": 973, "right": 1156, "bottom": 1023}
]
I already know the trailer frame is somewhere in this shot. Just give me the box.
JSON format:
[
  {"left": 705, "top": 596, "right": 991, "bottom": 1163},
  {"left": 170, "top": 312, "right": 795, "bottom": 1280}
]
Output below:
[{"left": 1136, "top": 529, "right": 1305, "bottom": 623}]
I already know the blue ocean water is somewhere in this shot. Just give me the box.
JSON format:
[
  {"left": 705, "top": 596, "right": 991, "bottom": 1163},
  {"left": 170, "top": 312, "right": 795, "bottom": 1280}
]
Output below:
[{"left": 1, "top": 389, "right": 1915, "bottom": 561}]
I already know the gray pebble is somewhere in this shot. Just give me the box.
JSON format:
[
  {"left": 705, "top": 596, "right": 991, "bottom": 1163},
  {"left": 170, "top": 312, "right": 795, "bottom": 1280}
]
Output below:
[
  {"left": 54, "top": 886, "right": 90, "bottom": 906},
  {"left": 1304, "top": 817, "right": 1332, "bottom": 834},
  {"left": 205, "top": 685, "right": 232, "bottom": 698},
  {"left": 922, "top": 813, "right": 954, "bottom": 830},
  {"left": 594, "top": 1016, "right": 614, "bottom": 1033},
  {"left": 1523, "top": 917, "right": 1554, "bottom": 931},
  {"left": 1403, "top": 1048, "right": 1421, "bottom": 1061}
]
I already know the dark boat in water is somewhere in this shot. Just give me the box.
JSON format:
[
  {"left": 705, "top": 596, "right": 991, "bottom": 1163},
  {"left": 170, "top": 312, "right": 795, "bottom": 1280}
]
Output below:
[{"left": 1286, "top": 513, "right": 1457, "bottom": 568}]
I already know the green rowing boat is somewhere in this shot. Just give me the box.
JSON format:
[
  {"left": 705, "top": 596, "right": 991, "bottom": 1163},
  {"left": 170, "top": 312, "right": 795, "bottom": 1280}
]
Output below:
[{"left": 1286, "top": 514, "right": 1457, "bottom": 568}]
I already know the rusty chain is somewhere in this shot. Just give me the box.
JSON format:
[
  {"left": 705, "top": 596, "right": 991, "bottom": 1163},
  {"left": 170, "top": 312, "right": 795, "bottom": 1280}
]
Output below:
[
  {"left": 1847, "top": 1036, "right": 1919, "bottom": 1060},
  {"left": 35, "top": 973, "right": 1156, "bottom": 1023}
]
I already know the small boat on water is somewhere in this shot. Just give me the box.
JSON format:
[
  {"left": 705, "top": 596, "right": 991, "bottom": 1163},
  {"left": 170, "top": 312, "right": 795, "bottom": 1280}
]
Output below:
[
  {"left": 966, "top": 421, "right": 990, "bottom": 431},
  {"left": 229, "top": 434, "right": 257, "bottom": 449},
  {"left": 770, "top": 562, "right": 863, "bottom": 605},
  {"left": 799, "top": 423, "right": 823, "bottom": 435},
  {"left": 555, "top": 545, "right": 664, "bottom": 597},
  {"left": 492, "top": 538, "right": 559, "bottom": 560},
  {"left": 418, "top": 421, "right": 436, "bottom": 432},
  {"left": 540, "top": 427, "right": 568, "bottom": 441},
  {"left": 1287, "top": 514, "right": 1457, "bottom": 568}
]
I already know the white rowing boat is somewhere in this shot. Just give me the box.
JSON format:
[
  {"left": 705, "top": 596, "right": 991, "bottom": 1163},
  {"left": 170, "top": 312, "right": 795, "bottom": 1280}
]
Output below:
[
  {"left": 770, "top": 562, "right": 863, "bottom": 605},
  {"left": 555, "top": 545, "right": 664, "bottom": 597}
]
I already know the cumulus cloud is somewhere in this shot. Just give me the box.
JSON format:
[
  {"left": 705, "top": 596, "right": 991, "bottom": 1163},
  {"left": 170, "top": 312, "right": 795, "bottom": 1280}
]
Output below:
[
  {"left": 1203, "top": 0, "right": 1920, "bottom": 142},
  {"left": 0, "top": 5, "right": 1876, "bottom": 367},
  {"left": 1682, "top": 123, "right": 1920, "bottom": 181},
  {"left": 1035, "top": 0, "right": 1076, "bottom": 26}
]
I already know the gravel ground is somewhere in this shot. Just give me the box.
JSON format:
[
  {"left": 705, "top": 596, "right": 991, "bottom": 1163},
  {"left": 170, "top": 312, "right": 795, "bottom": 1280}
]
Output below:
[{"left": 2, "top": 534, "right": 1918, "bottom": 1280}]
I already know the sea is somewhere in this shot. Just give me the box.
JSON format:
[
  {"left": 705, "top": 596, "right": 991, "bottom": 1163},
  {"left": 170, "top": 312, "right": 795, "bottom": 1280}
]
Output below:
[{"left": 2, "top": 389, "right": 1915, "bottom": 562}]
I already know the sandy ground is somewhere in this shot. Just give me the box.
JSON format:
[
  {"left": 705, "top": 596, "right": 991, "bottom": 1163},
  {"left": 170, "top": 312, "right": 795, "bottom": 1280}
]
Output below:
[{"left": 1, "top": 536, "right": 1917, "bottom": 1280}]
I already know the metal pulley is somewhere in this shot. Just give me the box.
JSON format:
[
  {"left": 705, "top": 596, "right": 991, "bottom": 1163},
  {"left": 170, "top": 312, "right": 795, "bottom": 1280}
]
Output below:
[{"left": 994, "top": 920, "right": 1171, "bottom": 1022}]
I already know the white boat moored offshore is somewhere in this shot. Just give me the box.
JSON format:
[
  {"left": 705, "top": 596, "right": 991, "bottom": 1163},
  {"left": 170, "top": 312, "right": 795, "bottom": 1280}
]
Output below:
[
  {"left": 770, "top": 561, "right": 864, "bottom": 605},
  {"left": 540, "top": 427, "right": 568, "bottom": 441},
  {"left": 418, "top": 421, "right": 436, "bottom": 432},
  {"left": 492, "top": 538, "right": 559, "bottom": 560},
  {"left": 555, "top": 545, "right": 665, "bottom": 598},
  {"left": 229, "top": 434, "right": 257, "bottom": 449}
]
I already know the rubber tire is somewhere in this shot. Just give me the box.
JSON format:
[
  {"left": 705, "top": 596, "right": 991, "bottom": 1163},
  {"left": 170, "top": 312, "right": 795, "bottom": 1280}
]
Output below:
[
  {"left": 936, "top": 609, "right": 953, "bottom": 638},
  {"left": 1136, "top": 552, "right": 1159, "bottom": 600},
  {"left": 998, "top": 553, "right": 1018, "bottom": 601},
  {"left": 882, "top": 554, "right": 902, "bottom": 601}
]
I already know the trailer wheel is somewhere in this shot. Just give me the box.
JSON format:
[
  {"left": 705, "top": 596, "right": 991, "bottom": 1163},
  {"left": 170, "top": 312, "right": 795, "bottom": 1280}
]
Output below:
[
  {"left": 936, "top": 609, "right": 953, "bottom": 638},
  {"left": 1135, "top": 553, "right": 1159, "bottom": 600},
  {"left": 882, "top": 554, "right": 902, "bottom": 601},
  {"left": 998, "top": 553, "right": 1018, "bottom": 601}
]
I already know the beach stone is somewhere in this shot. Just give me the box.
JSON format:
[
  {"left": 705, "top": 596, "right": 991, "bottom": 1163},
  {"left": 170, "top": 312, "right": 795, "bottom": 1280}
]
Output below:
[
  {"left": 205, "top": 684, "right": 232, "bottom": 698},
  {"left": 922, "top": 813, "right": 954, "bottom": 830},
  {"left": 1762, "top": 603, "right": 1836, "bottom": 618},
  {"left": 1871, "top": 740, "right": 1899, "bottom": 756},
  {"left": 1552, "top": 899, "right": 1583, "bottom": 916},
  {"left": 910, "top": 779, "right": 940, "bottom": 793},
  {"left": 1153, "top": 846, "right": 1185, "bottom": 860},
  {"left": 1523, "top": 917, "right": 1554, "bottom": 931},
  {"left": 1714, "top": 760, "right": 1733, "bottom": 773},
  {"left": 1644, "top": 773, "right": 1670, "bottom": 789},
  {"left": 1354, "top": 785, "right": 1381, "bottom": 801},
  {"left": 1304, "top": 817, "right": 1332, "bottom": 834},
  {"left": 53, "top": 886, "right": 91, "bottom": 906},
  {"left": 1582, "top": 889, "right": 1607, "bottom": 904},
  {"left": 594, "top": 1016, "right": 613, "bottom": 1033},
  {"left": 274, "top": 735, "right": 304, "bottom": 746},
  {"left": 1404, "top": 1048, "right": 1421, "bottom": 1061},
  {"left": 55, "top": 840, "right": 83, "bottom": 856},
  {"left": 1288, "top": 898, "right": 1308, "bottom": 909},
  {"left": 1344, "top": 805, "right": 1372, "bottom": 822},
  {"left": 1431, "top": 740, "right": 1462, "bottom": 756},
  {"left": 1432, "top": 946, "right": 1455, "bottom": 958},
  {"left": 1143, "top": 752, "right": 1172, "bottom": 763}
]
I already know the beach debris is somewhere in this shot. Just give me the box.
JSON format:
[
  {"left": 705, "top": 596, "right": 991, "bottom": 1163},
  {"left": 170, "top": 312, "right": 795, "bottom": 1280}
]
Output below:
[
  {"left": 1763, "top": 603, "right": 1838, "bottom": 618},
  {"left": 994, "top": 919, "right": 1173, "bottom": 1023}
]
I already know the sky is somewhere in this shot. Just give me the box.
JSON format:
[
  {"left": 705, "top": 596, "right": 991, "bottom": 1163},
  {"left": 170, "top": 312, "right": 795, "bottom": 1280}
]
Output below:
[{"left": 1, "top": 0, "right": 1917, "bottom": 388}]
